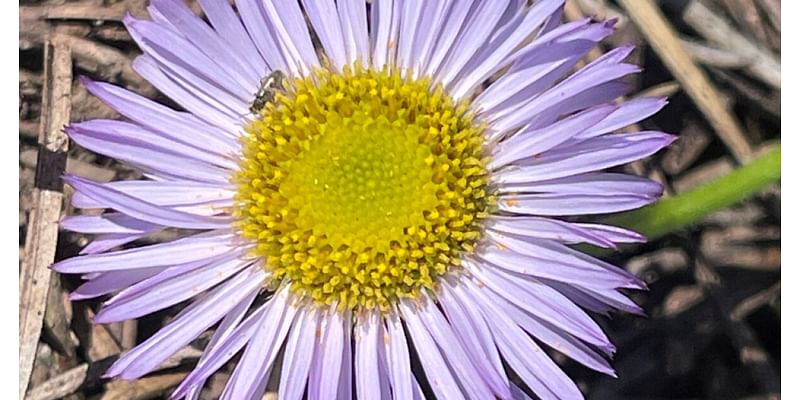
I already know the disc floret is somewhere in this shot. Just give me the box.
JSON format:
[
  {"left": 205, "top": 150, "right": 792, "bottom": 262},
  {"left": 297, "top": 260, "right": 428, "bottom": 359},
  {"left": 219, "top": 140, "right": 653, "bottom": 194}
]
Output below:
[{"left": 235, "top": 64, "right": 493, "bottom": 310}]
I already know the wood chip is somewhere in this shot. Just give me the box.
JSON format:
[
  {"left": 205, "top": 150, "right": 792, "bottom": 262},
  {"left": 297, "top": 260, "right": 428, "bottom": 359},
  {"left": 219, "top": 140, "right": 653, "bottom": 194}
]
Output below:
[
  {"left": 680, "top": 0, "right": 780, "bottom": 89},
  {"left": 19, "top": 38, "right": 72, "bottom": 400}
]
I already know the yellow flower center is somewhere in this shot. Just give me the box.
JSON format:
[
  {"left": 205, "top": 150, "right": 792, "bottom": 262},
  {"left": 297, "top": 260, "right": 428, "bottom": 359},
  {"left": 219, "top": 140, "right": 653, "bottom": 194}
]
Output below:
[{"left": 234, "top": 64, "right": 493, "bottom": 311}]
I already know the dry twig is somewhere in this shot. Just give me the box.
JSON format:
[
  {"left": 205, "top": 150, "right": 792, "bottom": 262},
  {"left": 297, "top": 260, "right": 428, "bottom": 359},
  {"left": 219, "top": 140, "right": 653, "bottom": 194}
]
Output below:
[
  {"left": 618, "top": 0, "right": 754, "bottom": 164},
  {"left": 19, "top": 38, "right": 72, "bottom": 399}
]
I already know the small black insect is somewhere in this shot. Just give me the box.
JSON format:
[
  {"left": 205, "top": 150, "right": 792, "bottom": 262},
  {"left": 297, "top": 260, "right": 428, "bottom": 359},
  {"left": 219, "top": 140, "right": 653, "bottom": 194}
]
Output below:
[{"left": 250, "top": 70, "right": 286, "bottom": 115}]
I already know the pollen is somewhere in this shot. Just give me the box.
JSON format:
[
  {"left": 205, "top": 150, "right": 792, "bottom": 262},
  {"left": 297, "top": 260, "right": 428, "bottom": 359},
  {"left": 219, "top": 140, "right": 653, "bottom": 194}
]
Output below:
[{"left": 234, "top": 63, "right": 494, "bottom": 311}]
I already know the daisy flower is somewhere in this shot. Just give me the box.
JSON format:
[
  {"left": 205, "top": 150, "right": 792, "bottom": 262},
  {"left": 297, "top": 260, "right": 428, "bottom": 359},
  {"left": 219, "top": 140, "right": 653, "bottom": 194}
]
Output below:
[{"left": 55, "top": 0, "right": 674, "bottom": 399}]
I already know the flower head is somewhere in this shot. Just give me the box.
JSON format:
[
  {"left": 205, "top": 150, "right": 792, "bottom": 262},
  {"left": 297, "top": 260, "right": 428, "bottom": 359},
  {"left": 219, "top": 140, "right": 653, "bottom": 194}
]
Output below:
[{"left": 56, "top": 0, "right": 674, "bottom": 399}]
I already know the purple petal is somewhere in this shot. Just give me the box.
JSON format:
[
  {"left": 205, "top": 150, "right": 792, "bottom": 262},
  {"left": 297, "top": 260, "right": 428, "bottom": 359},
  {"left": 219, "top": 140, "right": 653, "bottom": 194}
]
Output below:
[
  {"left": 302, "top": 0, "right": 347, "bottom": 70},
  {"left": 399, "top": 299, "right": 466, "bottom": 400},
  {"left": 61, "top": 213, "right": 160, "bottom": 234},
  {"left": 64, "top": 175, "right": 232, "bottom": 230},
  {"left": 498, "top": 192, "right": 656, "bottom": 216},
  {"left": 81, "top": 77, "right": 240, "bottom": 149},
  {"left": 66, "top": 123, "right": 232, "bottom": 184},
  {"left": 416, "top": 298, "right": 497, "bottom": 399},
  {"left": 422, "top": 1, "right": 472, "bottom": 78},
  {"left": 369, "top": 0, "right": 399, "bottom": 69},
  {"left": 383, "top": 312, "right": 414, "bottom": 400},
  {"left": 437, "top": 0, "right": 510, "bottom": 87},
  {"left": 577, "top": 97, "right": 668, "bottom": 139},
  {"left": 149, "top": 0, "right": 260, "bottom": 86},
  {"left": 106, "top": 267, "right": 264, "bottom": 379},
  {"left": 496, "top": 173, "right": 663, "bottom": 198},
  {"left": 337, "top": 311, "right": 354, "bottom": 400},
  {"left": 308, "top": 308, "right": 345, "bottom": 399},
  {"left": 279, "top": 307, "right": 319, "bottom": 400},
  {"left": 260, "top": 0, "right": 318, "bottom": 75},
  {"left": 408, "top": 1, "right": 449, "bottom": 76},
  {"left": 80, "top": 231, "right": 157, "bottom": 255},
  {"left": 196, "top": 0, "right": 267, "bottom": 74},
  {"left": 181, "top": 288, "right": 258, "bottom": 400},
  {"left": 491, "top": 105, "right": 616, "bottom": 168},
  {"left": 486, "top": 232, "right": 644, "bottom": 288},
  {"left": 451, "top": 0, "right": 563, "bottom": 99},
  {"left": 132, "top": 55, "right": 243, "bottom": 133},
  {"left": 94, "top": 254, "right": 251, "bottom": 323},
  {"left": 476, "top": 240, "right": 638, "bottom": 290},
  {"left": 493, "top": 132, "right": 677, "bottom": 184},
  {"left": 439, "top": 282, "right": 510, "bottom": 394},
  {"left": 71, "top": 180, "right": 234, "bottom": 209},
  {"left": 396, "top": 0, "right": 423, "bottom": 73},
  {"left": 487, "top": 216, "right": 617, "bottom": 248},
  {"left": 52, "top": 230, "right": 235, "bottom": 274},
  {"left": 338, "top": 0, "right": 369, "bottom": 66},
  {"left": 221, "top": 288, "right": 298, "bottom": 400},
  {"left": 577, "top": 223, "right": 646, "bottom": 243},
  {"left": 124, "top": 16, "right": 251, "bottom": 102},
  {"left": 465, "top": 260, "right": 613, "bottom": 351},
  {"left": 463, "top": 279, "right": 584, "bottom": 399},
  {"left": 234, "top": 0, "right": 287, "bottom": 72},
  {"left": 355, "top": 310, "right": 383, "bottom": 399},
  {"left": 70, "top": 268, "right": 166, "bottom": 300}
]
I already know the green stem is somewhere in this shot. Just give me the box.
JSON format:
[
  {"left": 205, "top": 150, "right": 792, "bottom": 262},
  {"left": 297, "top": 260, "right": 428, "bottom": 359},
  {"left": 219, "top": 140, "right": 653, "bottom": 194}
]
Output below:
[{"left": 606, "top": 145, "right": 781, "bottom": 241}]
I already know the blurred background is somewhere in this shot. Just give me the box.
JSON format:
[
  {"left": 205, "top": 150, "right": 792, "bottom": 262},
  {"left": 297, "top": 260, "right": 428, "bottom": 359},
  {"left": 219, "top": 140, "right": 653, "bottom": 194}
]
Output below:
[{"left": 19, "top": 0, "right": 780, "bottom": 399}]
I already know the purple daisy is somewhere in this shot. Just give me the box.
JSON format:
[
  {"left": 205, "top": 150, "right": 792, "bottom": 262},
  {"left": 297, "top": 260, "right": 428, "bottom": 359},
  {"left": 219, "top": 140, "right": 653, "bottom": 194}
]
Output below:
[{"left": 54, "top": 0, "right": 675, "bottom": 399}]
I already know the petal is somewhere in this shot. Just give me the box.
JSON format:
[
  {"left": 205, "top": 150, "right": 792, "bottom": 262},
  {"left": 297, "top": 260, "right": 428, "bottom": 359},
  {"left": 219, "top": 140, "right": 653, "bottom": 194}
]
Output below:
[
  {"left": 439, "top": 282, "right": 510, "bottom": 395},
  {"left": 66, "top": 123, "right": 232, "bottom": 184},
  {"left": 234, "top": 0, "right": 288, "bottom": 72},
  {"left": 493, "top": 132, "right": 677, "bottom": 184},
  {"left": 487, "top": 216, "right": 617, "bottom": 248},
  {"left": 279, "top": 307, "right": 319, "bottom": 400},
  {"left": 576, "top": 223, "right": 646, "bottom": 244},
  {"left": 400, "top": 300, "right": 466, "bottom": 400},
  {"left": 71, "top": 180, "right": 234, "bottom": 209},
  {"left": 436, "top": 0, "right": 510, "bottom": 87},
  {"left": 415, "top": 298, "right": 497, "bottom": 399},
  {"left": 576, "top": 97, "right": 669, "bottom": 139},
  {"left": 69, "top": 268, "right": 166, "bottom": 300},
  {"left": 125, "top": 16, "right": 252, "bottom": 102},
  {"left": 52, "top": 230, "right": 235, "bottom": 274},
  {"left": 181, "top": 288, "right": 258, "bottom": 400},
  {"left": 60, "top": 213, "right": 160, "bottom": 234},
  {"left": 94, "top": 254, "right": 252, "bottom": 323},
  {"left": 338, "top": 0, "right": 369, "bottom": 66},
  {"left": 308, "top": 308, "right": 345, "bottom": 399},
  {"left": 79, "top": 232, "right": 157, "bottom": 255},
  {"left": 149, "top": 0, "right": 261, "bottom": 86},
  {"left": 64, "top": 175, "right": 232, "bottom": 230},
  {"left": 496, "top": 173, "right": 663, "bottom": 198},
  {"left": 81, "top": 77, "right": 240, "bottom": 148},
  {"left": 369, "top": 0, "right": 400, "bottom": 69},
  {"left": 132, "top": 55, "right": 243, "bottom": 133},
  {"left": 221, "top": 288, "right": 299, "bottom": 400},
  {"left": 261, "top": 0, "right": 319, "bottom": 75},
  {"left": 465, "top": 260, "right": 613, "bottom": 351},
  {"left": 384, "top": 312, "right": 414, "bottom": 400},
  {"left": 302, "top": 0, "right": 347, "bottom": 70},
  {"left": 498, "top": 192, "right": 656, "bottom": 216},
  {"left": 422, "top": 1, "right": 473, "bottom": 78},
  {"left": 196, "top": 0, "right": 267, "bottom": 74},
  {"left": 486, "top": 232, "right": 644, "bottom": 288},
  {"left": 106, "top": 267, "right": 264, "bottom": 379},
  {"left": 463, "top": 279, "right": 584, "bottom": 399},
  {"left": 450, "top": 0, "right": 564, "bottom": 99},
  {"left": 490, "top": 105, "right": 616, "bottom": 168},
  {"left": 355, "top": 310, "right": 384, "bottom": 399}
]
